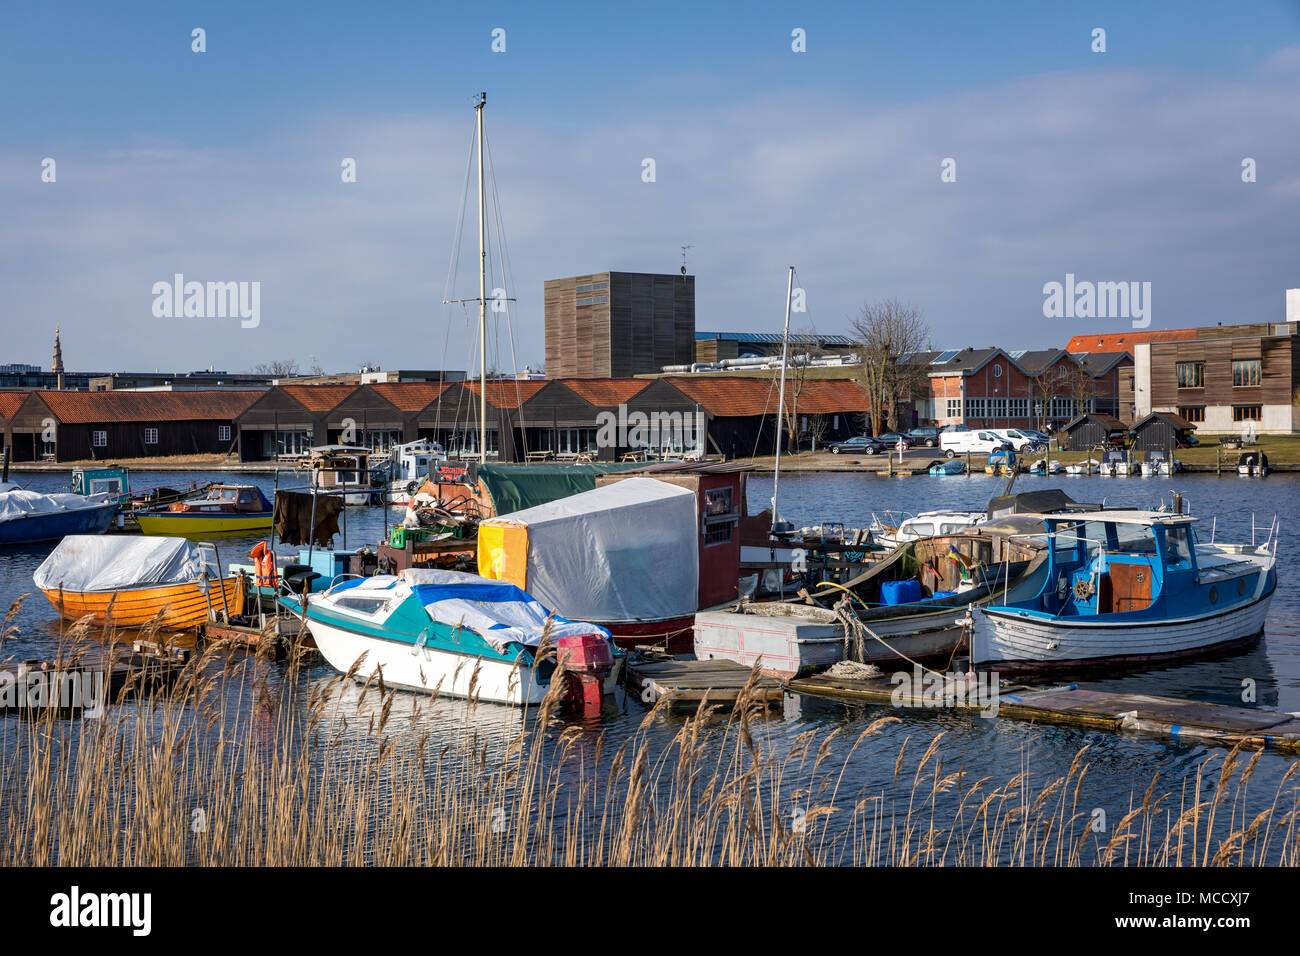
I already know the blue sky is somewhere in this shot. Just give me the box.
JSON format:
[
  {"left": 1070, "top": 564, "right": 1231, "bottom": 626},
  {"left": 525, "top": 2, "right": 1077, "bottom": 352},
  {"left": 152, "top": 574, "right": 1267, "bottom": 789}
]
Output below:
[{"left": 3, "top": 1, "right": 1300, "bottom": 374}]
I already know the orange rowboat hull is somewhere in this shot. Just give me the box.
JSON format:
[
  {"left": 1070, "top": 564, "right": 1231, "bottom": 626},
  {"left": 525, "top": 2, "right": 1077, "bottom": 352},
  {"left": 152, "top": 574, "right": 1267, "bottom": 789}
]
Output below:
[{"left": 39, "top": 577, "right": 244, "bottom": 630}]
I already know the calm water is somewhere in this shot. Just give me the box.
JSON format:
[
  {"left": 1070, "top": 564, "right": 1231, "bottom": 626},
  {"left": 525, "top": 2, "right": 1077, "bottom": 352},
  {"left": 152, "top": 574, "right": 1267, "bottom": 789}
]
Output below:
[{"left": 3, "top": 468, "right": 1299, "bottom": 862}]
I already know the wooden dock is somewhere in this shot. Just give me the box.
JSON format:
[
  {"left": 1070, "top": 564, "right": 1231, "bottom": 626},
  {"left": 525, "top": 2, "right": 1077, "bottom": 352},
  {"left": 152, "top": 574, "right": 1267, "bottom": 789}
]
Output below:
[
  {"left": 625, "top": 654, "right": 784, "bottom": 711},
  {"left": 789, "top": 672, "right": 1300, "bottom": 753},
  {"left": 0, "top": 641, "right": 192, "bottom": 717}
]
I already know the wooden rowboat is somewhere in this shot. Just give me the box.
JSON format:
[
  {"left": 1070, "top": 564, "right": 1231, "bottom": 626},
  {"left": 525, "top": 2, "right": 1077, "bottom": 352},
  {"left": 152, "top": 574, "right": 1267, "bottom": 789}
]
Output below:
[{"left": 41, "top": 576, "right": 244, "bottom": 630}]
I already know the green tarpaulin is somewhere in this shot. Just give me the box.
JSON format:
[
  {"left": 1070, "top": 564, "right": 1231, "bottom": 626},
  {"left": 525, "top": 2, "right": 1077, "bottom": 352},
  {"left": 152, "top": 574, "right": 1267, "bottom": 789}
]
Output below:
[{"left": 476, "top": 462, "right": 647, "bottom": 516}]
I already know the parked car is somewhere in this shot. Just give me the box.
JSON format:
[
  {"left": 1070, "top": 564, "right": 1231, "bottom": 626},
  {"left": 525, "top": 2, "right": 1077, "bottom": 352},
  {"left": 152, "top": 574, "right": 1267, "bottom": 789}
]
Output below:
[
  {"left": 991, "top": 428, "right": 1046, "bottom": 452},
  {"left": 907, "top": 426, "right": 943, "bottom": 448},
  {"left": 876, "top": 432, "right": 915, "bottom": 449},
  {"left": 940, "top": 429, "right": 1014, "bottom": 458},
  {"left": 828, "top": 435, "right": 887, "bottom": 455}
]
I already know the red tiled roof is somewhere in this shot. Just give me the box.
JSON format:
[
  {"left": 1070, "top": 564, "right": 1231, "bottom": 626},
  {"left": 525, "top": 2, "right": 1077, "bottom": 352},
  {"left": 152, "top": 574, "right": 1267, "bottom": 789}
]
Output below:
[
  {"left": 464, "top": 380, "right": 549, "bottom": 409},
  {"left": 666, "top": 377, "right": 871, "bottom": 417},
  {"left": 279, "top": 385, "right": 359, "bottom": 411},
  {"left": 558, "top": 378, "right": 652, "bottom": 406},
  {"left": 368, "top": 382, "right": 452, "bottom": 411},
  {"left": 1065, "top": 330, "right": 1193, "bottom": 352},
  {"left": 0, "top": 392, "right": 28, "bottom": 420},
  {"left": 34, "top": 390, "right": 262, "bottom": 424}
]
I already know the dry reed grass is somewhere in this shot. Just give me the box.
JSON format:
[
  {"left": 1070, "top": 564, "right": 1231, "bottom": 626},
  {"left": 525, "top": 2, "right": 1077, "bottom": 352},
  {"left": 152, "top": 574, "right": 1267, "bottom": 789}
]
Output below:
[{"left": 2, "top": 598, "right": 1299, "bottom": 866}]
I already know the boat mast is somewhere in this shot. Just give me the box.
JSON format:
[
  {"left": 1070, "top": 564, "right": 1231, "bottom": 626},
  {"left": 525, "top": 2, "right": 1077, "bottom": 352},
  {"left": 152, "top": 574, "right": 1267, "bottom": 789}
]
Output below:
[
  {"left": 771, "top": 266, "right": 794, "bottom": 533},
  {"left": 476, "top": 92, "right": 488, "bottom": 464}
]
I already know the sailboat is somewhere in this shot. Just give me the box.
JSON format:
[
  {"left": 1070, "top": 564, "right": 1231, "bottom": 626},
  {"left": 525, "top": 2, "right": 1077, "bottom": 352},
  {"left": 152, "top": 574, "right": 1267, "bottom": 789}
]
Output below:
[{"left": 290, "top": 95, "right": 622, "bottom": 710}]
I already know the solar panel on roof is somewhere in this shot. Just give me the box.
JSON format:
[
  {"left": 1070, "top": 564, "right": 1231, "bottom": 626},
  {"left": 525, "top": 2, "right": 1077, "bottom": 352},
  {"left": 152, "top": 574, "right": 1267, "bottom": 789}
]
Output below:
[
  {"left": 1008, "top": 349, "right": 1027, "bottom": 359},
  {"left": 931, "top": 350, "right": 961, "bottom": 364}
]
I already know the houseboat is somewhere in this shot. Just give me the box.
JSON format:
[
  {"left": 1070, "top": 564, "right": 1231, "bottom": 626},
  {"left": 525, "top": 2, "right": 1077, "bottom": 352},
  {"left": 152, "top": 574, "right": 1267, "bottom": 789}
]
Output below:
[{"left": 300, "top": 445, "right": 381, "bottom": 505}]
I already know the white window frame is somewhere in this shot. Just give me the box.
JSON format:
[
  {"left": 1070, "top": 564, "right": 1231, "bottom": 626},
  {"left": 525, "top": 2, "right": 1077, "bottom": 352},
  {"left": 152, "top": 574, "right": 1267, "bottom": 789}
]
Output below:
[
  {"left": 143, "top": 428, "right": 159, "bottom": 445},
  {"left": 217, "top": 425, "right": 231, "bottom": 442},
  {"left": 92, "top": 431, "right": 107, "bottom": 448}
]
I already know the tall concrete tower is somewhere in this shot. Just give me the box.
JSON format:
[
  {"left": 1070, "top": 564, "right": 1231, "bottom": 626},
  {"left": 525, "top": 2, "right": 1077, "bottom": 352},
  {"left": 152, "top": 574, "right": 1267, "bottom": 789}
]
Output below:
[{"left": 52, "top": 327, "right": 64, "bottom": 390}]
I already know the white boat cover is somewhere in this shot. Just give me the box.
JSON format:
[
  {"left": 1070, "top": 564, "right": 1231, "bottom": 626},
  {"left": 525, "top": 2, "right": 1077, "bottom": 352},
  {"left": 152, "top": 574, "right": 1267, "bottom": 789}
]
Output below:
[
  {"left": 478, "top": 477, "right": 699, "bottom": 623},
  {"left": 33, "top": 535, "right": 205, "bottom": 593},
  {"left": 0, "top": 489, "right": 109, "bottom": 522}
]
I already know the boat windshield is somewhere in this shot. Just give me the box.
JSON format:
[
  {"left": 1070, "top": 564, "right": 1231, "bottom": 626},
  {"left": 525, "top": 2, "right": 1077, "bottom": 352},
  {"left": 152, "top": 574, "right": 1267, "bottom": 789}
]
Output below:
[
  {"left": 1164, "top": 524, "right": 1195, "bottom": 567},
  {"left": 1050, "top": 519, "right": 1158, "bottom": 557},
  {"left": 216, "top": 488, "right": 240, "bottom": 501}
]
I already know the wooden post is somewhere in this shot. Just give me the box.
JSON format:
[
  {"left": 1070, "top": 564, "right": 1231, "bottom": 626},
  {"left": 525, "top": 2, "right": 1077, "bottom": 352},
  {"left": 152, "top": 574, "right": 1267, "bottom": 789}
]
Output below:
[{"left": 965, "top": 450, "right": 971, "bottom": 476}]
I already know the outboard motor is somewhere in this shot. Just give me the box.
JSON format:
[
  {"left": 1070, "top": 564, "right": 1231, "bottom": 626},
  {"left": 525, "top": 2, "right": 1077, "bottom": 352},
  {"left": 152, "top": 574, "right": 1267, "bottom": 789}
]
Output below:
[{"left": 557, "top": 634, "right": 614, "bottom": 717}]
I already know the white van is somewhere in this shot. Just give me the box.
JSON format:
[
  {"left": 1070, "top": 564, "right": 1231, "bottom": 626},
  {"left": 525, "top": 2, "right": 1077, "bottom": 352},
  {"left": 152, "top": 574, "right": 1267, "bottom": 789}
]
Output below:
[{"left": 940, "top": 429, "right": 1014, "bottom": 458}]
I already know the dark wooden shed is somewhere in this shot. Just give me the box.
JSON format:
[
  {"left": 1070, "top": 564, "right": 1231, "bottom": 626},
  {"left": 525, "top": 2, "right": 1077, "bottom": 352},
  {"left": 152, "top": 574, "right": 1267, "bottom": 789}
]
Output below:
[
  {"left": 1129, "top": 411, "right": 1198, "bottom": 452},
  {"left": 1060, "top": 413, "right": 1129, "bottom": 451}
]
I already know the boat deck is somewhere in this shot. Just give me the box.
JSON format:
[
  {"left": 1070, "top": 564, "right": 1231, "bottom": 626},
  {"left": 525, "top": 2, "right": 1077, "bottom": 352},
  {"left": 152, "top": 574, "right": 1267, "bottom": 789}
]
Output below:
[{"left": 788, "top": 672, "right": 1300, "bottom": 753}]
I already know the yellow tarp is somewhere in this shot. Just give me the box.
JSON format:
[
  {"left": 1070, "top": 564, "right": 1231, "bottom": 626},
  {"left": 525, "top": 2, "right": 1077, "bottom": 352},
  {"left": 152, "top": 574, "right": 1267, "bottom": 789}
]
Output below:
[{"left": 477, "top": 521, "right": 530, "bottom": 589}]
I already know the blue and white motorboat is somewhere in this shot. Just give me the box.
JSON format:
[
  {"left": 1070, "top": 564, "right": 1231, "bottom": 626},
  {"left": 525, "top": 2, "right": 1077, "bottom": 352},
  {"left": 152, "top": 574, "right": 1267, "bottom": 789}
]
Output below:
[
  {"left": 0, "top": 489, "right": 118, "bottom": 545},
  {"left": 972, "top": 509, "right": 1277, "bottom": 670},
  {"left": 286, "top": 568, "right": 624, "bottom": 707},
  {"left": 1099, "top": 449, "right": 1133, "bottom": 476}
]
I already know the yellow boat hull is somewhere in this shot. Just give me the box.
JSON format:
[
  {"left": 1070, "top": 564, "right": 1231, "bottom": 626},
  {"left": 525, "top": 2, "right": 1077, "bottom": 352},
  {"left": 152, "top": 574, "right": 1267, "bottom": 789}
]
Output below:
[
  {"left": 135, "top": 513, "right": 273, "bottom": 537},
  {"left": 40, "top": 576, "right": 244, "bottom": 630}
]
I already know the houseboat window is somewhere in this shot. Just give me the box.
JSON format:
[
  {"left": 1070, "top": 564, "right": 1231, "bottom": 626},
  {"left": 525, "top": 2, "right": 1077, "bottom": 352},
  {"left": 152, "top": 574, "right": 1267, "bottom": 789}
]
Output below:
[{"left": 1163, "top": 525, "right": 1194, "bottom": 566}]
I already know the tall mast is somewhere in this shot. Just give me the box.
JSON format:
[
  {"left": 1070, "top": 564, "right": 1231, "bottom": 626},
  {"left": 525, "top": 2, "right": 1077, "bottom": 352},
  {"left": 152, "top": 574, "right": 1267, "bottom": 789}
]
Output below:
[
  {"left": 475, "top": 92, "right": 488, "bottom": 463},
  {"left": 771, "top": 266, "right": 794, "bottom": 533}
]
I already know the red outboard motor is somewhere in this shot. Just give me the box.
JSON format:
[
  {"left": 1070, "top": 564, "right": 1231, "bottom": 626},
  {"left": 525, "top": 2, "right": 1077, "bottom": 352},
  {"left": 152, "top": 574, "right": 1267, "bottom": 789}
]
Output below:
[{"left": 557, "top": 634, "right": 614, "bottom": 717}]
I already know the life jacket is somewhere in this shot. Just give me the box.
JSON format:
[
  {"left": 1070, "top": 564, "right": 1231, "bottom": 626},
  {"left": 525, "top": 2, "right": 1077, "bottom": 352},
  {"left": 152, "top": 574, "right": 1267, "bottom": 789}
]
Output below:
[{"left": 249, "top": 541, "right": 278, "bottom": 589}]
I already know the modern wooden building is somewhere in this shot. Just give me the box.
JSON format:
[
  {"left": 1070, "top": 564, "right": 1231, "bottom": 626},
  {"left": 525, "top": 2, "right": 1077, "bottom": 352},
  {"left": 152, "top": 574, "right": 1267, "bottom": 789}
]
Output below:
[
  {"left": 544, "top": 271, "right": 694, "bottom": 378},
  {"left": 1134, "top": 322, "right": 1299, "bottom": 434}
]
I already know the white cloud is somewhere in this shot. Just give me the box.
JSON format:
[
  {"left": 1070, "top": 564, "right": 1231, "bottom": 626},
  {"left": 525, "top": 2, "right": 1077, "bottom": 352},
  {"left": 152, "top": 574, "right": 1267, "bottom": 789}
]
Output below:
[{"left": 2, "top": 63, "right": 1299, "bottom": 373}]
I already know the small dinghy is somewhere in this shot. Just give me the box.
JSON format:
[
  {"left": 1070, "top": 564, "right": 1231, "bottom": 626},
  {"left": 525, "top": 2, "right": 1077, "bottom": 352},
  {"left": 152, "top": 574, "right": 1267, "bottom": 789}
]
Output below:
[
  {"left": 1066, "top": 458, "right": 1100, "bottom": 475},
  {"left": 1099, "top": 449, "right": 1133, "bottom": 476},
  {"left": 1238, "top": 451, "right": 1268, "bottom": 477},
  {"left": 1029, "top": 458, "right": 1064, "bottom": 475},
  {"left": 34, "top": 535, "right": 242, "bottom": 629},
  {"left": 929, "top": 459, "right": 966, "bottom": 476}
]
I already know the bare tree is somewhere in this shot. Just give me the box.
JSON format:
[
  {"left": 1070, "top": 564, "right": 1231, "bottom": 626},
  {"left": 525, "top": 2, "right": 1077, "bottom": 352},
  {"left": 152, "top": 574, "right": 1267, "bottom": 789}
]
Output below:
[
  {"left": 780, "top": 326, "right": 824, "bottom": 449},
  {"left": 850, "top": 300, "right": 929, "bottom": 434},
  {"left": 1030, "top": 362, "right": 1070, "bottom": 431},
  {"left": 252, "top": 359, "right": 300, "bottom": 378},
  {"left": 1066, "top": 364, "right": 1095, "bottom": 421}
]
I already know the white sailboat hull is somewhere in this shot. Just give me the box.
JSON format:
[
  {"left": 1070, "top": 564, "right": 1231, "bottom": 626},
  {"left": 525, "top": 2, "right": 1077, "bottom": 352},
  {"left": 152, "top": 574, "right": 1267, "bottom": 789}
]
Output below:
[{"left": 972, "top": 592, "right": 1273, "bottom": 669}]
